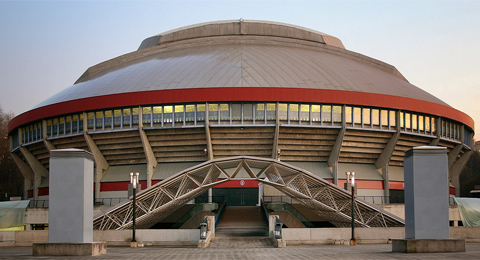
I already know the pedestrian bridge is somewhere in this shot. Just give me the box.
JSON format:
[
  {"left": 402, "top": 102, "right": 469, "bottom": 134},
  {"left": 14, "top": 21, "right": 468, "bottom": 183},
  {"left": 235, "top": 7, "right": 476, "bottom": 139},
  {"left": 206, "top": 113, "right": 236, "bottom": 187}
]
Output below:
[{"left": 93, "top": 156, "right": 404, "bottom": 230}]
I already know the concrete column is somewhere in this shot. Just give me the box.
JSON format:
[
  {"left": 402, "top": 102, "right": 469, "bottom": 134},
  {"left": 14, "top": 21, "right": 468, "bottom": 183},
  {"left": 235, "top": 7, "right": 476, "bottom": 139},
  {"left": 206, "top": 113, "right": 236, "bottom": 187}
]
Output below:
[
  {"left": 404, "top": 146, "right": 449, "bottom": 239},
  {"left": 204, "top": 103, "right": 213, "bottom": 202},
  {"left": 84, "top": 133, "right": 109, "bottom": 200},
  {"left": 11, "top": 153, "right": 34, "bottom": 199},
  {"left": 19, "top": 147, "right": 48, "bottom": 200},
  {"left": 272, "top": 102, "right": 280, "bottom": 160},
  {"left": 139, "top": 128, "right": 157, "bottom": 189},
  {"left": 328, "top": 127, "right": 345, "bottom": 185},
  {"left": 48, "top": 149, "right": 94, "bottom": 243}
]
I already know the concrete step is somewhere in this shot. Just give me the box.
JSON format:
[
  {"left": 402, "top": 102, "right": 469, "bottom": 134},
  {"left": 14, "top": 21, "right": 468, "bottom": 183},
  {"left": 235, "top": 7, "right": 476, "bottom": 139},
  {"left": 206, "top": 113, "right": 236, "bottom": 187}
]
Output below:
[
  {"left": 215, "top": 227, "right": 268, "bottom": 237},
  {"left": 216, "top": 206, "right": 269, "bottom": 237},
  {"left": 209, "top": 237, "right": 274, "bottom": 248}
]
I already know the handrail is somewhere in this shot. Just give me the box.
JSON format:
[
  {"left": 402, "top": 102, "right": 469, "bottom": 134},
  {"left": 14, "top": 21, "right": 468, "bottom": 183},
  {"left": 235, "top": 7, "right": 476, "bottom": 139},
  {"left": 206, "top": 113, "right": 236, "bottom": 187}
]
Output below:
[
  {"left": 95, "top": 197, "right": 129, "bottom": 206},
  {"left": 260, "top": 198, "right": 271, "bottom": 225},
  {"left": 267, "top": 201, "right": 314, "bottom": 228},
  {"left": 214, "top": 200, "right": 227, "bottom": 230},
  {"left": 172, "top": 204, "right": 210, "bottom": 229}
]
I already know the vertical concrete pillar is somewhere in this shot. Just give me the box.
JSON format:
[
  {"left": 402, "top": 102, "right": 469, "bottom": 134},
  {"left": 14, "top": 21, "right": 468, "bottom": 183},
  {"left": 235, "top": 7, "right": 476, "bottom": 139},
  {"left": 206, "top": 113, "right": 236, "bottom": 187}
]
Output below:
[
  {"left": 404, "top": 146, "right": 449, "bottom": 239},
  {"left": 48, "top": 149, "right": 94, "bottom": 243}
]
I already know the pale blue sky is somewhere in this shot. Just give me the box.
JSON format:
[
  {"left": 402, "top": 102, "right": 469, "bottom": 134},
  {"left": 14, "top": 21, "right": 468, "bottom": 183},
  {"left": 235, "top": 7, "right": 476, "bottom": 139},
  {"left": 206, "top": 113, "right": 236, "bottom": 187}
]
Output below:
[{"left": 1, "top": 0, "right": 479, "bottom": 136}]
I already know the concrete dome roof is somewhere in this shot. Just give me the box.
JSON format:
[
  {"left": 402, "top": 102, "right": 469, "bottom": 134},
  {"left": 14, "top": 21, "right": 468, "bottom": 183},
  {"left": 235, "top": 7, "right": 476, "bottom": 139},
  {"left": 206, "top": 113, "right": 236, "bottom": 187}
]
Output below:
[
  {"left": 34, "top": 20, "right": 447, "bottom": 109},
  {"left": 10, "top": 20, "right": 474, "bottom": 131}
]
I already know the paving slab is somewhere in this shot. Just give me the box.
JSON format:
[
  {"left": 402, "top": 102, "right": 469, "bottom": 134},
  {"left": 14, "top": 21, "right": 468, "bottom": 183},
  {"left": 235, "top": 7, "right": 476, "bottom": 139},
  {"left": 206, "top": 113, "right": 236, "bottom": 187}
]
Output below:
[{"left": 1, "top": 243, "right": 479, "bottom": 259}]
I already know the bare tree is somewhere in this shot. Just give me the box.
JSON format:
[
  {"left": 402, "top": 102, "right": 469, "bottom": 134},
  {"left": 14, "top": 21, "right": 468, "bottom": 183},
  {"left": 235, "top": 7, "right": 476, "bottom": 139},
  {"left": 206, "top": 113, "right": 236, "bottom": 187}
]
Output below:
[
  {"left": 0, "top": 105, "right": 23, "bottom": 200},
  {"left": 460, "top": 150, "right": 480, "bottom": 197}
]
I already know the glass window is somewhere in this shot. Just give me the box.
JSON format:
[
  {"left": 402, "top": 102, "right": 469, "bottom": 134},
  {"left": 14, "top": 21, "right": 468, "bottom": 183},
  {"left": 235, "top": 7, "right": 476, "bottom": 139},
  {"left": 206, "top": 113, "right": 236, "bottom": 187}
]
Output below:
[
  {"left": 405, "top": 113, "right": 411, "bottom": 130},
  {"left": 104, "top": 110, "right": 112, "bottom": 128},
  {"left": 256, "top": 103, "right": 265, "bottom": 121},
  {"left": 266, "top": 103, "right": 276, "bottom": 121},
  {"left": 37, "top": 122, "right": 42, "bottom": 140},
  {"left": 425, "top": 116, "right": 430, "bottom": 132},
  {"left": 220, "top": 104, "right": 229, "bottom": 121},
  {"left": 53, "top": 118, "right": 59, "bottom": 135},
  {"left": 372, "top": 109, "right": 379, "bottom": 126},
  {"left": 244, "top": 104, "right": 253, "bottom": 121},
  {"left": 419, "top": 115, "right": 424, "bottom": 131},
  {"left": 58, "top": 117, "right": 65, "bottom": 135},
  {"left": 289, "top": 104, "right": 299, "bottom": 122},
  {"left": 123, "top": 108, "right": 131, "bottom": 127},
  {"left": 363, "top": 108, "right": 371, "bottom": 125},
  {"left": 381, "top": 110, "right": 388, "bottom": 126},
  {"left": 390, "top": 111, "right": 396, "bottom": 127},
  {"left": 95, "top": 111, "right": 103, "bottom": 130},
  {"left": 442, "top": 121, "right": 447, "bottom": 137},
  {"left": 232, "top": 104, "right": 241, "bottom": 121},
  {"left": 412, "top": 114, "right": 417, "bottom": 130},
  {"left": 47, "top": 119, "right": 52, "bottom": 136},
  {"left": 279, "top": 103, "right": 288, "bottom": 121},
  {"left": 185, "top": 105, "right": 195, "bottom": 122},
  {"left": 142, "top": 107, "right": 151, "bottom": 125},
  {"left": 400, "top": 112, "right": 404, "bottom": 128},
  {"left": 196, "top": 104, "right": 206, "bottom": 122},
  {"left": 79, "top": 113, "right": 84, "bottom": 131},
  {"left": 114, "top": 109, "right": 122, "bottom": 127},
  {"left": 153, "top": 106, "right": 162, "bottom": 124},
  {"left": 65, "top": 116, "right": 71, "bottom": 134},
  {"left": 208, "top": 104, "right": 218, "bottom": 121},
  {"left": 87, "top": 112, "right": 94, "bottom": 130},
  {"left": 132, "top": 108, "right": 139, "bottom": 126},
  {"left": 322, "top": 105, "right": 332, "bottom": 123},
  {"left": 353, "top": 107, "right": 361, "bottom": 125},
  {"left": 312, "top": 105, "right": 321, "bottom": 122},
  {"left": 431, "top": 117, "right": 436, "bottom": 134},
  {"left": 345, "top": 106, "right": 352, "bottom": 123},
  {"left": 29, "top": 125, "right": 33, "bottom": 142},
  {"left": 333, "top": 106, "right": 342, "bottom": 123},
  {"left": 33, "top": 124, "right": 36, "bottom": 141},
  {"left": 300, "top": 104, "right": 309, "bottom": 122},
  {"left": 72, "top": 115, "right": 78, "bottom": 132},
  {"left": 174, "top": 105, "right": 184, "bottom": 123},
  {"left": 22, "top": 127, "right": 26, "bottom": 143},
  {"left": 163, "top": 106, "right": 173, "bottom": 123}
]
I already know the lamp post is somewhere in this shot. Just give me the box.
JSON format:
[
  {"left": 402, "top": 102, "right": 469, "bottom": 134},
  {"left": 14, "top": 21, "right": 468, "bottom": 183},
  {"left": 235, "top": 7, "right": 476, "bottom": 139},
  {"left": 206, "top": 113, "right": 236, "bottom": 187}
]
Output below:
[
  {"left": 350, "top": 172, "right": 356, "bottom": 246},
  {"left": 130, "top": 172, "right": 139, "bottom": 243}
]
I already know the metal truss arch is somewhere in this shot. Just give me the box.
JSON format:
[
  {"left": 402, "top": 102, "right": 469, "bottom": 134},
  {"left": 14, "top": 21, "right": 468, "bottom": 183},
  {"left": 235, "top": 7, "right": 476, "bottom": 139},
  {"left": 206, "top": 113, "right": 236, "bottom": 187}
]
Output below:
[{"left": 93, "top": 156, "right": 404, "bottom": 230}]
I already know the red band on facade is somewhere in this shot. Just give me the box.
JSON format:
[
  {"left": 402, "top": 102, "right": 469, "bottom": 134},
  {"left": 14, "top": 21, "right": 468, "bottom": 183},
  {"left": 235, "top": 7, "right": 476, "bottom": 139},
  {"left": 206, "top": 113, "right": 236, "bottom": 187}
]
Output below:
[{"left": 8, "top": 87, "right": 474, "bottom": 132}]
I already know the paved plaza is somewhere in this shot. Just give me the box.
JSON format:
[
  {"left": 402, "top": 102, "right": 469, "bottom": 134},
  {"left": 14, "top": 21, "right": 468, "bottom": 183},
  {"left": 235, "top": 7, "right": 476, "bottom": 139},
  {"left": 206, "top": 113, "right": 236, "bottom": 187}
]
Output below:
[{"left": 1, "top": 243, "right": 479, "bottom": 259}]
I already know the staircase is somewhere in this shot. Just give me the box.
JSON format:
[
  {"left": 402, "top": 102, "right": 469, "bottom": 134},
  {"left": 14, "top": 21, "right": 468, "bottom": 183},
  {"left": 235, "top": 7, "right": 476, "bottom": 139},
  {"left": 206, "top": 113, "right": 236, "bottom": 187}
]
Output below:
[{"left": 210, "top": 206, "right": 273, "bottom": 248}]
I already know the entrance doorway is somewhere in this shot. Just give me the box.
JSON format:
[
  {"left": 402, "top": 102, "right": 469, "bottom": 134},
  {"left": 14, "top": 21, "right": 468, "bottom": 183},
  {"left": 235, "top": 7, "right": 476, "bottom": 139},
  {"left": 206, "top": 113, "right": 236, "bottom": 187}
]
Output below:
[{"left": 213, "top": 188, "right": 258, "bottom": 206}]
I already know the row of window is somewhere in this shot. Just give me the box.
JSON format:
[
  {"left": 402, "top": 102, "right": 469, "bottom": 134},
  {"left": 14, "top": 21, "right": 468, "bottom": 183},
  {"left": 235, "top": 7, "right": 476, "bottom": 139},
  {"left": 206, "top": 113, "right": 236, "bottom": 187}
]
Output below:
[{"left": 16, "top": 102, "right": 468, "bottom": 147}]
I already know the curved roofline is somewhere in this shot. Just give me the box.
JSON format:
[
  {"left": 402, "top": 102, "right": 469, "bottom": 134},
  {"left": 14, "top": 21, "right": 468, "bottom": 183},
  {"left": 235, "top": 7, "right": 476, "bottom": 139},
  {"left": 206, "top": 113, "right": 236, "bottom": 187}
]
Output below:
[
  {"left": 8, "top": 87, "right": 474, "bottom": 133},
  {"left": 137, "top": 19, "right": 345, "bottom": 50},
  {"left": 157, "top": 19, "right": 331, "bottom": 38}
]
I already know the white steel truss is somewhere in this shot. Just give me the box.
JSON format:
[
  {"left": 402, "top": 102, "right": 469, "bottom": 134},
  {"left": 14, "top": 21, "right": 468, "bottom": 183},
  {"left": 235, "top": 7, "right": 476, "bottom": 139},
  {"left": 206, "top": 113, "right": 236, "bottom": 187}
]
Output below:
[{"left": 93, "top": 156, "right": 404, "bottom": 230}]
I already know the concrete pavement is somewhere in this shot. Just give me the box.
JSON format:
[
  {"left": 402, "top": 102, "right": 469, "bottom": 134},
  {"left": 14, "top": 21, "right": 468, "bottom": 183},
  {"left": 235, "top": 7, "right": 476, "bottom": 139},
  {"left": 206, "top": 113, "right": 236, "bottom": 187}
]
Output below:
[{"left": 1, "top": 243, "right": 479, "bottom": 259}]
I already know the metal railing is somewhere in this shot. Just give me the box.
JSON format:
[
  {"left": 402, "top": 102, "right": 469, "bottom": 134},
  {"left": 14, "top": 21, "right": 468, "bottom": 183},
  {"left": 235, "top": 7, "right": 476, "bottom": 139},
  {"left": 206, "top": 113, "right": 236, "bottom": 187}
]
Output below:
[
  {"left": 267, "top": 201, "right": 314, "bottom": 228},
  {"left": 263, "top": 196, "right": 297, "bottom": 204},
  {"left": 27, "top": 198, "right": 131, "bottom": 208},
  {"left": 355, "top": 196, "right": 457, "bottom": 205},
  {"left": 195, "top": 196, "right": 225, "bottom": 204},
  {"left": 27, "top": 200, "right": 49, "bottom": 208},
  {"left": 214, "top": 200, "right": 227, "bottom": 230},
  {"left": 265, "top": 195, "right": 457, "bottom": 205},
  {"left": 95, "top": 197, "right": 129, "bottom": 206}
]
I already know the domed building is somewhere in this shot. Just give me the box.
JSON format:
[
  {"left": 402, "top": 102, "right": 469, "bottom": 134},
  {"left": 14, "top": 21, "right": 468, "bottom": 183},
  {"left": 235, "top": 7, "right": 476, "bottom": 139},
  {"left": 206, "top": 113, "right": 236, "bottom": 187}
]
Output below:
[{"left": 8, "top": 20, "right": 474, "bottom": 208}]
